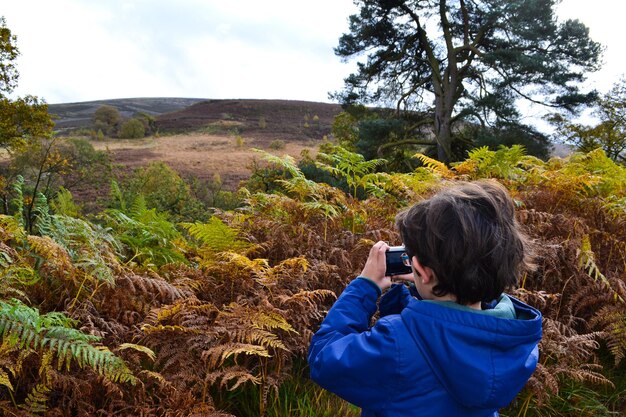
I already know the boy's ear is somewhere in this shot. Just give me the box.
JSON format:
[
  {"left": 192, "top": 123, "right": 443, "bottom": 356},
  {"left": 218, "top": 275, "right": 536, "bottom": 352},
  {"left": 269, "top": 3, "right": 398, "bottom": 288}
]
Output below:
[{"left": 412, "top": 256, "right": 436, "bottom": 284}]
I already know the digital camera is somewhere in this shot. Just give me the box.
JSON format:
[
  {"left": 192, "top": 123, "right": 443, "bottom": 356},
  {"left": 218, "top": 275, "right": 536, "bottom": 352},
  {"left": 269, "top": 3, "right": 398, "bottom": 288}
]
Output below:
[{"left": 385, "top": 246, "right": 412, "bottom": 276}]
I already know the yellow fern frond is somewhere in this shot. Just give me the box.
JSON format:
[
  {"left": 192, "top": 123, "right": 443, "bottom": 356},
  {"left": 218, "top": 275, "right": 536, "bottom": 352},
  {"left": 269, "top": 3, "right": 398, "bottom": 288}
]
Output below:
[
  {"left": 139, "top": 369, "right": 167, "bottom": 384},
  {"left": 206, "top": 368, "right": 262, "bottom": 390},
  {"left": 250, "top": 310, "right": 297, "bottom": 334},
  {"left": 117, "top": 343, "right": 156, "bottom": 362},
  {"left": 27, "top": 235, "right": 74, "bottom": 273},
  {"left": 279, "top": 289, "right": 337, "bottom": 308},
  {"left": 231, "top": 328, "right": 289, "bottom": 351},
  {"left": 220, "top": 252, "right": 269, "bottom": 271},
  {"left": 452, "top": 159, "right": 479, "bottom": 176},
  {"left": 141, "top": 324, "right": 203, "bottom": 335},
  {"left": 22, "top": 383, "right": 50, "bottom": 414},
  {"left": 205, "top": 343, "right": 270, "bottom": 370},
  {"left": 0, "top": 369, "right": 13, "bottom": 392},
  {"left": 414, "top": 153, "right": 454, "bottom": 178},
  {"left": 258, "top": 257, "right": 309, "bottom": 285},
  {"left": 576, "top": 235, "right": 622, "bottom": 303},
  {"left": 156, "top": 304, "right": 183, "bottom": 322},
  {"left": 0, "top": 215, "right": 26, "bottom": 243},
  {"left": 275, "top": 257, "right": 308, "bottom": 273}
]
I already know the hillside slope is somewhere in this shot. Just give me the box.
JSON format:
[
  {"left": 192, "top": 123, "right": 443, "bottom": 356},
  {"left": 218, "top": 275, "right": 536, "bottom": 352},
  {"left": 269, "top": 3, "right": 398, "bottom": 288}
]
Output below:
[
  {"left": 49, "top": 98, "right": 343, "bottom": 143},
  {"left": 155, "top": 99, "right": 341, "bottom": 142}
]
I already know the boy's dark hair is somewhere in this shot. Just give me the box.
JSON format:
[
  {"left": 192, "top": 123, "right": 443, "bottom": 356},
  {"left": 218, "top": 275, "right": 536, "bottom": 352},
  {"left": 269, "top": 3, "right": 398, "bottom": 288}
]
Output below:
[{"left": 395, "top": 180, "right": 533, "bottom": 305}]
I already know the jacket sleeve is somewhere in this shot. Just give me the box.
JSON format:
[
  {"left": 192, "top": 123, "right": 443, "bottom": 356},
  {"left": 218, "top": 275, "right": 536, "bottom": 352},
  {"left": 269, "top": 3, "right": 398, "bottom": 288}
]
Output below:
[{"left": 307, "top": 278, "right": 400, "bottom": 411}]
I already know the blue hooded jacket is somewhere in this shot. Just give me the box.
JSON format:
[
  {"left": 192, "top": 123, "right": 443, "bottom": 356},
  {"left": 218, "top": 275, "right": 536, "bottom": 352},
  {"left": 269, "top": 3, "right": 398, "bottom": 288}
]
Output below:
[{"left": 308, "top": 278, "right": 542, "bottom": 417}]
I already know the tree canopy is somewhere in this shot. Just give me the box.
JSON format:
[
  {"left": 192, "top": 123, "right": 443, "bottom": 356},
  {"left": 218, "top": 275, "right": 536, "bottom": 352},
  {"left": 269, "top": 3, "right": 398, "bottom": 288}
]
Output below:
[
  {"left": 549, "top": 79, "right": 626, "bottom": 162},
  {"left": 0, "top": 16, "right": 19, "bottom": 95},
  {"left": 0, "top": 17, "right": 53, "bottom": 150},
  {"left": 333, "top": 0, "right": 603, "bottom": 163}
]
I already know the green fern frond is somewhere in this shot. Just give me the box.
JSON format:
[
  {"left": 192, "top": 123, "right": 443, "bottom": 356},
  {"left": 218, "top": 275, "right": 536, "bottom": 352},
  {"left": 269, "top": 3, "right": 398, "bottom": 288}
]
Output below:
[
  {"left": 253, "top": 149, "right": 302, "bottom": 178},
  {"left": 10, "top": 175, "right": 26, "bottom": 230},
  {"left": 32, "top": 192, "right": 53, "bottom": 237},
  {"left": 182, "top": 218, "right": 250, "bottom": 254},
  {"left": 361, "top": 172, "right": 392, "bottom": 198},
  {"left": 452, "top": 145, "right": 533, "bottom": 180},
  {"left": 0, "top": 300, "right": 137, "bottom": 385},
  {"left": 50, "top": 187, "right": 81, "bottom": 217},
  {"left": 276, "top": 176, "right": 323, "bottom": 201},
  {"left": 578, "top": 235, "right": 607, "bottom": 283},
  {"left": 301, "top": 201, "right": 341, "bottom": 219},
  {"left": 316, "top": 146, "right": 387, "bottom": 198},
  {"left": 0, "top": 239, "right": 39, "bottom": 298},
  {"left": 102, "top": 206, "right": 186, "bottom": 268},
  {"left": 110, "top": 179, "right": 127, "bottom": 211},
  {"left": 129, "top": 195, "right": 148, "bottom": 219}
]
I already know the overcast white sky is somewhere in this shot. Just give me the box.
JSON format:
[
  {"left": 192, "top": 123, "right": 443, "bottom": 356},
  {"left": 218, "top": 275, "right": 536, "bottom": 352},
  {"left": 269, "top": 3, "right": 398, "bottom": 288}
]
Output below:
[{"left": 2, "top": 0, "right": 624, "bottom": 105}]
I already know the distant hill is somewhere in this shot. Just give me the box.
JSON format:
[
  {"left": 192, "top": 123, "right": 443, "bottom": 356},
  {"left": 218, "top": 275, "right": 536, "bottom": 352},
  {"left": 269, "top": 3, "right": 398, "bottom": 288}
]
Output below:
[{"left": 48, "top": 98, "right": 343, "bottom": 142}]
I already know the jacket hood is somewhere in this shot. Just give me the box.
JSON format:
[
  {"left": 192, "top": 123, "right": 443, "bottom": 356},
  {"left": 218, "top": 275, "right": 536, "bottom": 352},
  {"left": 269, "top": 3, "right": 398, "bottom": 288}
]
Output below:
[{"left": 401, "top": 295, "right": 542, "bottom": 409}]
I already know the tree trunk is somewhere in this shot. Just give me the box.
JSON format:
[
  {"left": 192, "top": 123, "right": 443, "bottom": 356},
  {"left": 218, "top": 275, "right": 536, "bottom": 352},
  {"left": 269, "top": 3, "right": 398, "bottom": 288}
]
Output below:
[{"left": 434, "top": 101, "right": 453, "bottom": 165}]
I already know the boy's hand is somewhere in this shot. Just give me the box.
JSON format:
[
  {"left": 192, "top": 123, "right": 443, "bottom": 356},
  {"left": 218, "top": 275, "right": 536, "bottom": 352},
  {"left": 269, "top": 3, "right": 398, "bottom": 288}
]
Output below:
[
  {"left": 392, "top": 273, "right": 415, "bottom": 282},
  {"left": 360, "top": 241, "right": 392, "bottom": 290}
]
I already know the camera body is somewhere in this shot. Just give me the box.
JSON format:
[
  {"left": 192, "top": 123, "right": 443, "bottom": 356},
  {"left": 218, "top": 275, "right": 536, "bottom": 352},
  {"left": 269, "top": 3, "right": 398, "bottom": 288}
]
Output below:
[{"left": 385, "top": 246, "right": 412, "bottom": 276}]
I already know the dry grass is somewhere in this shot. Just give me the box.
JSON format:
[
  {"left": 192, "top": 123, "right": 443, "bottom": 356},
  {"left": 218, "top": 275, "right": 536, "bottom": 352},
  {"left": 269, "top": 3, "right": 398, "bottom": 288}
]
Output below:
[{"left": 92, "top": 133, "right": 319, "bottom": 190}]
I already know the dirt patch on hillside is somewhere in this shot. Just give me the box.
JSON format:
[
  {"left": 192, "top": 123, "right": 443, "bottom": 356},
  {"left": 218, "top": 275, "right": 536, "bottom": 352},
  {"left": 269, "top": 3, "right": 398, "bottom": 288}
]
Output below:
[{"left": 94, "top": 133, "right": 319, "bottom": 190}]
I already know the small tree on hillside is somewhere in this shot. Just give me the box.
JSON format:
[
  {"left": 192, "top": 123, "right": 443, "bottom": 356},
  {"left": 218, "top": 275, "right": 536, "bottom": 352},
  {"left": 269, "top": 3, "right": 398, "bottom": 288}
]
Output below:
[
  {"left": 549, "top": 79, "right": 626, "bottom": 162},
  {"left": 93, "top": 105, "right": 121, "bottom": 136}
]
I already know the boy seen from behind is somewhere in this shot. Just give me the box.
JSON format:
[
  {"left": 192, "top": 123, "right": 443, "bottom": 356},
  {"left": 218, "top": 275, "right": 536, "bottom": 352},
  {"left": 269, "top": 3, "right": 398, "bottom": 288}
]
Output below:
[{"left": 308, "top": 180, "right": 542, "bottom": 417}]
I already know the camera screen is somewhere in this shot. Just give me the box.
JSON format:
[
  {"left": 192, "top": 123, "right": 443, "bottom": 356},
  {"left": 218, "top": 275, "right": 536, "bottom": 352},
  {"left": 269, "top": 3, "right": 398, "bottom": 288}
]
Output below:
[{"left": 385, "top": 248, "right": 412, "bottom": 276}]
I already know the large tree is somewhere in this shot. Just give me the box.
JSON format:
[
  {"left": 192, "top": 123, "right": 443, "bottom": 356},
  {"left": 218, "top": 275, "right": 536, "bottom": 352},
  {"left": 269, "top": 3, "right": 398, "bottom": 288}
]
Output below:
[{"left": 333, "top": 0, "right": 602, "bottom": 163}]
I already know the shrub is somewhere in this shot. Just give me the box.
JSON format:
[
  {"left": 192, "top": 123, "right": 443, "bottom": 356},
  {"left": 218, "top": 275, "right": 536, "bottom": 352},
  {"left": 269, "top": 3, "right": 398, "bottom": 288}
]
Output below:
[
  {"left": 134, "top": 112, "right": 157, "bottom": 136},
  {"left": 115, "top": 162, "right": 207, "bottom": 222},
  {"left": 119, "top": 118, "right": 146, "bottom": 139},
  {"left": 186, "top": 173, "right": 243, "bottom": 211},
  {"left": 5, "top": 137, "right": 111, "bottom": 219},
  {"left": 268, "top": 139, "right": 285, "bottom": 150}
]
